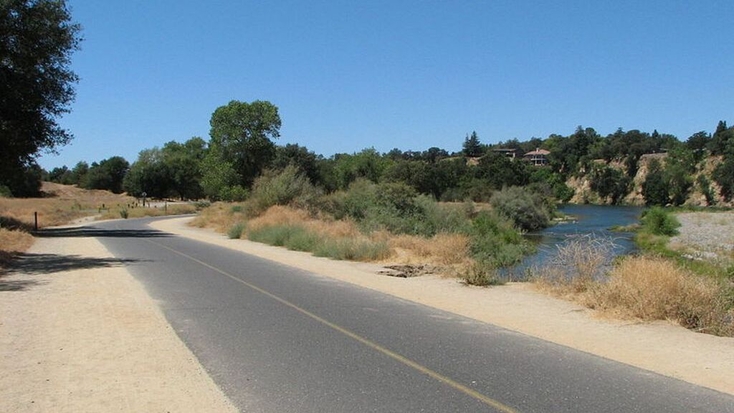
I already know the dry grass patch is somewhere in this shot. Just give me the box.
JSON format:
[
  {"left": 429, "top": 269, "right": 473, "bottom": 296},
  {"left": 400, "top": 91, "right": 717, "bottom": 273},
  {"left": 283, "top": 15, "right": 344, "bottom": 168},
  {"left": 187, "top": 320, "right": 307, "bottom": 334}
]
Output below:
[
  {"left": 0, "top": 182, "right": 133, "bottom": 229},
  {"left": 190, "top": 202, "right": 245, "bottom": 232},
  {"left": 0, "top": 228, "right": 34, "bottom": 266},
  {"left": 389, "top": 233, "right": 470, "bottom": 267},
  {"left": 532, "top": 232, "right": 734, "bottom": 336},
  {"left": 584, "top": 257, "right": 733, "bottom": 335},
  {"left": 535, "top": 253, "right": 733, "bottom": 336},
  {"left": 247, "top": 206, "right": 361, "bottom": 238}
]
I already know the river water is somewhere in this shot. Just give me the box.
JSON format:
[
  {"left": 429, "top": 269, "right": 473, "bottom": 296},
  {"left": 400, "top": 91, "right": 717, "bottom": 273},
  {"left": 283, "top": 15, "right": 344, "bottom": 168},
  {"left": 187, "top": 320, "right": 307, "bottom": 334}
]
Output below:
[{"left": 502, "top": 204, "right": 643, "bottom": 280}]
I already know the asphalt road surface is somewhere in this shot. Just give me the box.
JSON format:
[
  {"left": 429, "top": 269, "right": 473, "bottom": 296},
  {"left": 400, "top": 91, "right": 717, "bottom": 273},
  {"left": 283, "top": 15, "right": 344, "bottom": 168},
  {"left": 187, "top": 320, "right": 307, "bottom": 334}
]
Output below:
[{"left": 61, "top": 217, "right": 734, "bottom": 412}]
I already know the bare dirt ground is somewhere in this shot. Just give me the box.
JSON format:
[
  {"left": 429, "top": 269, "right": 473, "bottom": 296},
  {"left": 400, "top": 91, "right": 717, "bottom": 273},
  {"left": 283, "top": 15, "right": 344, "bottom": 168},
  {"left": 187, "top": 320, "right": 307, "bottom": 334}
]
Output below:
[
  {"left": 1, "top": 216, "right": 732, "bottom": 413},
  {"left": 0, "top": 231, "right": 237, "bottom": 412}
]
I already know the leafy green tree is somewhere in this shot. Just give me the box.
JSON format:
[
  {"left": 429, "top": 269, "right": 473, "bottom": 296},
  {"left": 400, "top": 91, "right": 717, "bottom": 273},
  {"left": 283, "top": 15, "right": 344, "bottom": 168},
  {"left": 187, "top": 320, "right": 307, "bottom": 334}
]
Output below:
[
  {"left": 329, "top": 148, "right": 391, "bottom": 190},
  {"left": 200, "top": 147, "right": 244, "bottom": 201},
  {"left": 641, "top": 158, "right": 668, "bottom": 205},
  {"left": 708, "top": 121, "right": 732, "bottom": 156},
  {"left": 589, "top": 163, "right": 630, "bottom": 204},
  {"left": 382, "top": 160, "right": 435, "bottom": 197},
  {"left": 433, "top": 158, "right": 470, "bottom": 201},
  {"left": 686, "top": 131, "right": 711, "bottom": 163},
  {"left": 47, "top": 165, "right": 74, "bottom": 184},
  {"left": 420, "top": 147, "right": 449, "bottom": 163},
  {"left": 529, "top": 167, "right": 573, "bottom": 202},
  {"left": 272, "top": 143, "right": 320, "bottom": 185},
  {"left": 664, "top": 147, "right": 695, "bottom": 206},
  {"left": 208, "top": 100, "right": 281, "bottom": 188},
  {"left": 123, "top": 148, "right": 169, "bottom": 198},
  {"left": 666, "top": 164, "right": 692, "bottom": 206},
  {"left": 475, "top": 151, "right": 529, "bottom": 189},
  {"left": 713, "top": 156, "right": 734, "bottom": 201},
  {"left": 84, "top": 156, "right": 129, "bottom": 193},
  {"left": 0, "top": 0, "right": 81, "bottom": 195},
  {"left": 490, "top": 186, "right": 553, "bottom": 231},
  {"left": 161, "top": 137, "right": 206, "bottom": 199},
  {"left": 547, "top": 126, "right": 600, "bottom": 175},
  {"left": 69, "top": 161, "right": 88, "bottom": 185}
]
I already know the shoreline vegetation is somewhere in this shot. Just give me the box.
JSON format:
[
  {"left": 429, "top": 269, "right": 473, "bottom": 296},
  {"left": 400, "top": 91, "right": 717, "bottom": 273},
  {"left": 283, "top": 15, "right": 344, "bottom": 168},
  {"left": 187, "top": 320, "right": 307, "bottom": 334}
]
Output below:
[{"left": 2, "top": 180, "right": 732, "bottom": 336}]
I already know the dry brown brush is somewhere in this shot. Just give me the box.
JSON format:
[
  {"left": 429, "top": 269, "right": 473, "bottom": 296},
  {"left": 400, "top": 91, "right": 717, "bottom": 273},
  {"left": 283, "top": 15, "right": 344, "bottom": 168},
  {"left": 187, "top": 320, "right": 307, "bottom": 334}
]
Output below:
[
  {"left": 533, "top": 237, "right": 734, "bottom": 336},
  {"left": 584, "top": 257, "right": 733, "bottom": 335}
]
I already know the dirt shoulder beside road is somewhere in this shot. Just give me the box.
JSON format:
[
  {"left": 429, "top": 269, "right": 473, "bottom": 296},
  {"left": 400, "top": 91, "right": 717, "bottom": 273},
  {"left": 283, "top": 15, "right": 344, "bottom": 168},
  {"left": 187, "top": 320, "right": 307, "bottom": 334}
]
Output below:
[
  {"left": 152, "top": 216, "right": 734, "bottom": 396},
  {"left": 0, "top": 233, "right": 237, "bottom": 412}
]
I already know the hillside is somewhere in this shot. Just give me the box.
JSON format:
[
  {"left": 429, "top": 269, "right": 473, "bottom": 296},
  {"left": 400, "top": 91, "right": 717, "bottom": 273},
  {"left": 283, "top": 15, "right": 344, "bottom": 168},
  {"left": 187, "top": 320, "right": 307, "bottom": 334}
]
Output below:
[{"left": 566, "top": 154, "right": 732, "bottom": 207}]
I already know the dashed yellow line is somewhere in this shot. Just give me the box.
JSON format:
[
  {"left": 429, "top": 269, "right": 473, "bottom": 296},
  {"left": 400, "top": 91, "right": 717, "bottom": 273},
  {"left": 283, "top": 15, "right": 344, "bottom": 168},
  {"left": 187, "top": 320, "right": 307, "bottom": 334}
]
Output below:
[{"left": 149, "top": 239, "right": 519, "bottom": 413}]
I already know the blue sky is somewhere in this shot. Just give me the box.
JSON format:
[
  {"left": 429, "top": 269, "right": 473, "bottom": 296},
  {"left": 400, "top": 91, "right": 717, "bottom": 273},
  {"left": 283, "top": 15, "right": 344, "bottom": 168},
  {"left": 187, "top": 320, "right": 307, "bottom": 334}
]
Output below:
[{"left": 39, "top": 0, "right": 733, "bottom": 169}]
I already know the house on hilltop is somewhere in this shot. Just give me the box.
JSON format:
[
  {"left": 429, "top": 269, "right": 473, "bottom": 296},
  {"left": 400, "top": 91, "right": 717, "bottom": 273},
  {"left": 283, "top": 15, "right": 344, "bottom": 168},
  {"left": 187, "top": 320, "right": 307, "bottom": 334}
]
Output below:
[{"left": 523, "top": 148, "right": 550, "bottom": 166}]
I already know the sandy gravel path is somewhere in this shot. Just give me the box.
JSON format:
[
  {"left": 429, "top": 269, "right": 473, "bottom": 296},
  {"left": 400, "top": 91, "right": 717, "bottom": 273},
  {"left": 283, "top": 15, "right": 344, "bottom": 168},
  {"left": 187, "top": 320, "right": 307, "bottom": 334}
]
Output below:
[
  {"left": 152, "top": 217, "right": 734, "bottom": 396},
  {"left": 0, "top": 233, "right": 237, "bottom": 412}
]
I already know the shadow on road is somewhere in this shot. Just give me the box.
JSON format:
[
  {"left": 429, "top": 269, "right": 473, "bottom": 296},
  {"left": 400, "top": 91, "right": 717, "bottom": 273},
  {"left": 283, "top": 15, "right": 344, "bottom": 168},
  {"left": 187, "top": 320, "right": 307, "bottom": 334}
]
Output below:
[
  {"left": 0, "top": 253, "right": 146, "bottom": 291},
  {"left": 34, "top": 226, "right": 172, "bottom": 239}
]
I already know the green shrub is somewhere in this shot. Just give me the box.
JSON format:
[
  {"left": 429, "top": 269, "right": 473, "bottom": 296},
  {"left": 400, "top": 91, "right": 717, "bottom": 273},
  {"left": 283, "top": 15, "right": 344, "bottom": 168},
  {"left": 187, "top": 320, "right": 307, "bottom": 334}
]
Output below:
[
  {"left": 640, "top": 207, "right": 680, "bottom": 236},
  {"left": 468, "top": 211, "right": 531, "bottom": 269},
  {"left": 227, "top": 222, "right": 246, "bottom": 239},
  {"left": 320, "top": 181, "right": 475, "bottom": 239},
  {"left": 249, "top": 165, "right": 322, "bottom": 215},
  {"left": 247, "top": 225, "right": 297, "bottom": 246},
  {"left": 119, "top": 208, "right": 129, "bottom": 219},
  {"left": 219, "top": 185, "right": 249, "bottom": 202},
  {"left": 490, "top": 186, "right": 553, "bottom": 231},
  {"left": 323, "top": 178, "right": 376, "bottom": 220},
  {"left": 284, "top": 229, "right": 322, "bottom": 252},
  {"left": 314, "top": 238, "right": 390, "bottom": 261}
]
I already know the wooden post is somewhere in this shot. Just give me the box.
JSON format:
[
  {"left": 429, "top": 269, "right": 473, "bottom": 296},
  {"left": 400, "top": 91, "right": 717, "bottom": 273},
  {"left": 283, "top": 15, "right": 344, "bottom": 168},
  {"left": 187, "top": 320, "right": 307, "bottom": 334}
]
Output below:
[{"left": 34, "top": 211, "right": 38, "bottom": 231}]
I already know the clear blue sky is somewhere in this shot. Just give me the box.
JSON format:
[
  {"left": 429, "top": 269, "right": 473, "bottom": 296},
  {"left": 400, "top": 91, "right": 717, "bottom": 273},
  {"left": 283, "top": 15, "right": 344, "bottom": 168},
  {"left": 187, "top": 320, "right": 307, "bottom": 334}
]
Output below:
[{"left": 39, "top": 0, "right": 734, "bottom": 170}]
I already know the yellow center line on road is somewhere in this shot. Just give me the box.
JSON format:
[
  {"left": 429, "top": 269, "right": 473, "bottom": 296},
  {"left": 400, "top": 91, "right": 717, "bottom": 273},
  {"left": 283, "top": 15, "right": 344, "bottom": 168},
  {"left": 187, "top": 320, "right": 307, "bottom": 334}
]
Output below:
[{"left": 148, "top": 239, "right": 519, "bottom": 413}]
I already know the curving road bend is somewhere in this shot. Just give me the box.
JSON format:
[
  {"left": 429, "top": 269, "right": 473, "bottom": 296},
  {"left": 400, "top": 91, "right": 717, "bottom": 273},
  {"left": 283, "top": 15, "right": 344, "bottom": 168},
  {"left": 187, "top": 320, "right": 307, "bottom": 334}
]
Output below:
[{"left": 53, "top": 217, "right": 734, "bottom": 412}]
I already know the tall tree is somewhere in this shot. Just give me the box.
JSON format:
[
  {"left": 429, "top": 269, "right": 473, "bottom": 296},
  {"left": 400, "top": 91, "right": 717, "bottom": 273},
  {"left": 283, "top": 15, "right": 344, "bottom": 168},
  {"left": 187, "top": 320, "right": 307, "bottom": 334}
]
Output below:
[
  {"left": 208, "top": 100, "right": 281, "bottom": 188},
  {"left": 161, "top": 137, "right": 206, "bottom": 199},
  {"left": 641, "top": 158, "right": 668, "bottom": 206},
  {"left": 462, "top": 131, "right": 482, "bottom": 157},
  {"left": 123, "top": 148, "right": 169, "bottom": 198},
  {"left": 709, "top": 120, "right": 733, "bottom": 156},
  {"left": 0, "top": 0, "right": 81, "bottom": 195}
]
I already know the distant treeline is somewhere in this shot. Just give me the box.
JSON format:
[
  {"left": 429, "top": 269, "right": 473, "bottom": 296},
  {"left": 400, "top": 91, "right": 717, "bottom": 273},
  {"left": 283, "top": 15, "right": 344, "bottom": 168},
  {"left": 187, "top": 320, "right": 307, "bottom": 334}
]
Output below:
[{"left": 38, "top": 100, "right": 734, "bottom": 206}]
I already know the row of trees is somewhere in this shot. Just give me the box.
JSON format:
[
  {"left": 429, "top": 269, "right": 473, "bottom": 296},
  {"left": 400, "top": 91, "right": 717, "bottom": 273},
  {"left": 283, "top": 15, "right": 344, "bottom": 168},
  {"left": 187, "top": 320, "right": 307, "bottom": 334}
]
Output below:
[{"left": 43, "top": 96, "right": 733, "bottom": 208}]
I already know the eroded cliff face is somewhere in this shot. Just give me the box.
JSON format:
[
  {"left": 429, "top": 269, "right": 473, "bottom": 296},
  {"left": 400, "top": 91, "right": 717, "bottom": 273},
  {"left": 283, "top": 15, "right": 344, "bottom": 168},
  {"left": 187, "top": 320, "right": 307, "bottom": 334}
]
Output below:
[{"left": 565, "top": 154, "right": 731, "bottom": 206}]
